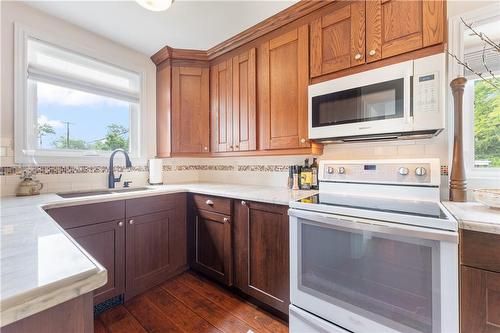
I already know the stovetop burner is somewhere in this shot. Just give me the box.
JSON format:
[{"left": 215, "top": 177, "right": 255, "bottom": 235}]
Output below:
[{"left": 297, "top": 193, "right": 449, "bottom": 220}]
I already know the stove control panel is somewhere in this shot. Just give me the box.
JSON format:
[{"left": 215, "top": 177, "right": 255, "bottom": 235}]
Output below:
[{"left": 319, "top": 159, "right": 440, "bottom": 186}]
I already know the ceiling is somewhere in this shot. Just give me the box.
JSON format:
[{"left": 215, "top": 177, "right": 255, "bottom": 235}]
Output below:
[{"left": 22, "top": 0, "right": 297, "bottom": 56}]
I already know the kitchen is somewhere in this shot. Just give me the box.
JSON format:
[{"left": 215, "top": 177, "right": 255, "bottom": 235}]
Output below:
[{"left": 1, "top": 0, "right": 499, "bottom": 332}]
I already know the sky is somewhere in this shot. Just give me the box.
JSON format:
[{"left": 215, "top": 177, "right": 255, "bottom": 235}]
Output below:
[{"left": 36, "top": 81, "right": 130, "bottom": 149}]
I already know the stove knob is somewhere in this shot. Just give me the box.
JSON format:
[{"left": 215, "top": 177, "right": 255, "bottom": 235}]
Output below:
[
  {"left": 327, "top": 167, "right": 335, "bottom": 174},
  {"left": 415, "top": 167, "right": 427, "bottom": 176},
  {"left": 398, "top": 167, "right": 409, "bottom": 176},
  {"left": 338, "top": 167, "right": 346, "bottom": 174}
]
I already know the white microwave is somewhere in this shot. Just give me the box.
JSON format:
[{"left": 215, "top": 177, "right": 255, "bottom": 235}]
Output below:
[{"left": 308, "top": 53, "right": 446, "bottom": 142}]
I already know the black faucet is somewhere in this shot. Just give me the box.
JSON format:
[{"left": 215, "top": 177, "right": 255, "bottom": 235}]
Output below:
[{"left": 108, "top": 149, "right": 132, "bottom": 189}]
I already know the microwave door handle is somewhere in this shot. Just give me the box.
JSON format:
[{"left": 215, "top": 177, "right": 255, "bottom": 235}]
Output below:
[
  {"left": 404, "top": 72, "right": 412, "bottom": 124},
  {"left": 288, "top": 208, "right": 457, "bottom": 243}
]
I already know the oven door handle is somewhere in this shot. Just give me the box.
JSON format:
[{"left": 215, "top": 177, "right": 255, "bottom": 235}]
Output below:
[{"left": 289, "top": 208, "right": 458, "bottom": 243}]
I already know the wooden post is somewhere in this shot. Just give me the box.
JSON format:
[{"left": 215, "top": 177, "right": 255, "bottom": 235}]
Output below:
[{"left": 449, "top": 77, "right": 467, "bottom": 202}]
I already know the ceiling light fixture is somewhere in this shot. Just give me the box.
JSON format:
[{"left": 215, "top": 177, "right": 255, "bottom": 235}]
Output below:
[{"left": 136, "top": 0, "right": 174, "bottom": 12}]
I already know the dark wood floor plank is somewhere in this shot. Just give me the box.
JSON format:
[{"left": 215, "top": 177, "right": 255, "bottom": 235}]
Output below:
[
  {"left": 145, "top": 287, "right": 222, "bottom": 333},
  {"left": 125, "top": 294, "right": 184, "bottom": 333},
  {"left": 180, "top": 272, "right": 288, "bottom": 333},
  {"left": 99, "top": 305, "right": 147, "bottom": 333},
  {"left": 162, "top": 278, "right": 258, "bottom": 333},
  {"left": 94, "top": 318, "right": 108, "bottom": 333}
]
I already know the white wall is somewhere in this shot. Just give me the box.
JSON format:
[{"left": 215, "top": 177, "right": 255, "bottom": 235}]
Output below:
[{"left": 0, "top": 1, "right": 157, "bottom": 166}]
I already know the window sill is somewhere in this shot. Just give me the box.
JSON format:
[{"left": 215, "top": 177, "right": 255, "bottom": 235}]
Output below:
[{"left": 15, "top": 152, "right": 147, "bottom": 166}]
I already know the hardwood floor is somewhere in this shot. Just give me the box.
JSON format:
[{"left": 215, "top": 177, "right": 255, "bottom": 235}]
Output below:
[{"left": 95, "top": 271, "right": 288, "bottom": 333}]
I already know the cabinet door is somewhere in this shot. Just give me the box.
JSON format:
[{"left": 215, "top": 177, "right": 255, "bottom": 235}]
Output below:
[
  {"left": 366, "top": 0, "right": 444, "bottom": 62},
  {"left": 232, "top": 48, "right": 256, "bottom": 151},
  {"left": 125, "top": 209, "right": 175, "bottom": 299},
  {"left": 234, "top": 200, "right": 289, "bottom": 314},
  {"left": 461, "top": 266, "right": 500, "bottom": 333},
  {"left": 66, "top": 220, "right": 125, "bottom": 305},
  {"left": 310, "top": 1, "right": 365, "bottom": 77},
  {"left": 259, "top": 25, "right": 310, "bottom": 150},
  {"left": 172, "top": 66, "right": 210, "bottom": 153},
  {"left": 190, "top": 209, "right": 232, "bottom": 286},
  {"left": 210, "top": 60, "right": 233, "bottom": 152}
]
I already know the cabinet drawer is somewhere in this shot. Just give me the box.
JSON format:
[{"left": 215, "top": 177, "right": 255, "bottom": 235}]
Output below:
[
  {"left": 126, "top": 194, "right": 178, "bottom": 217},
  {"left": 461, "top": 230, "right": 500, "bottom": 273},
  {"left": 46, "top": 200, "right": 125, "bottom": 229},
  {"left": 192, "top": 194, "right": 231, "bottom": 215}
]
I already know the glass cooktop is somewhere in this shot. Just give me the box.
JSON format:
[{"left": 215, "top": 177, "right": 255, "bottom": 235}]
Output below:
[{"left": 297, "top": 193, "right": 449, "bottom": 220}]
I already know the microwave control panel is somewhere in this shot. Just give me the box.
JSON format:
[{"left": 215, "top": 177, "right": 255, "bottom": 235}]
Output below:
[{"left": 415, "top": 72, "right": 439, "bottom": 113}]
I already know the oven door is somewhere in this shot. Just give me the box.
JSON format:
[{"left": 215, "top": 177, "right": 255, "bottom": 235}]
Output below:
[
  {"left": 289, "top": 209, "right": 458, "bottom": 333},
  {"left": 308, "top": 60, "right": 413, "bottom": 140}
]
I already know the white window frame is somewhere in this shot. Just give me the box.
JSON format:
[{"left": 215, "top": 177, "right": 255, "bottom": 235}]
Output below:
[
  {"left": 14, "top": 22, "right": 149, "bottom": 165},
  {"left": 448, "top": 3, "right": 500, "bottom": 180}
]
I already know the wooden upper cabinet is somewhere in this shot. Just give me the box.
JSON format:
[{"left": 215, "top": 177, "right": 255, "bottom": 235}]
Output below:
[
  {"left": 210, "top": 48, "right": 256, "bottom": 153},
  {"left": 310, "top": 1, "right": 366, "bottom": 77},
  {"left": 171, "top": 66, "right": 210, "bottom": 153},
  {"left": 366, "top": 0, "right": 444, "bottom": 62},
  {"left": 211, "top": 60, "right": 233, "bottom": 152},
  {"left": 259, "top": 25, "right": 310, "bottom": 150},
  {"left": 232, "top": 48, "right": 256, "bottom": 152}
]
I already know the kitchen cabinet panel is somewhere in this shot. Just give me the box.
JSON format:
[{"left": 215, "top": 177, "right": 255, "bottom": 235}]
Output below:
[
  {"left": 211, "top": 60, "right": 233, "bottom": 152},
  {"left": 232, "top": 48, "right": 257, "bottom": 152},
  {"left": 366, "top": 0, "right": 444, "bottom": 62},
  {"left": 172, "top": 66, "right": 210, "bottom": 153},
  {"left": 66, "top": 220, "right": 125, "bottom": 305},
  {"left": 234, "top": 200, "right": 289, "bottom": 314},
  {"left": 189, "top": 208, "right": 233, "bottom": 286},
  {"left": 156, "top": 61, "right": 172, "bottom": 157},
  {"left": 211, "top": 48, "right": 256, "bottom": 153},
  {"left": 310, "top": 1, "right": 366, "bottom": 77},
  {"left": 125, "top": 209, "right": 175, "bottom": 299},
  {"left": 259, "top": 25, "right": 310, "bottom": 150},
  {"left": 461, "top": 266, "right": 500, "bottom": 333}
]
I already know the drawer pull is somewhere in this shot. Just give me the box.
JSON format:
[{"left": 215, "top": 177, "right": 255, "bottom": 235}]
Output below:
[
  {"left": 241, "top": 200, "right": 247, "bottom": 206},
  {"left": 206, "top": 199, "right": 214, "bottom": 206},
  {"left": 118, "top": 221, "right": 124, "bottom": 227},
  {"left": 223, "top": 217, "right": 229, "bottom": 223},
  {"left": 129, "top": 219, "right": 135, "bottom": 225}
]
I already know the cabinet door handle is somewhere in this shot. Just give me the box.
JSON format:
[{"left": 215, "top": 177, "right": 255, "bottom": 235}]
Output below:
[
  {"left": 223, "top": 217, "right": 229, "bottom": 223},
  {"left": 206, "top": 199, "right": 214, "bottom": 206},
  {"left": 354, "top": 53, "right": 362, "bottom": 60},
  {"left": 118, "top": 221, "right": 124, "bottom": 227},
  {"left": 129, "top": 219, "right": 134, "bottom": 225},
  {"left": 300, "top": 138, "right": 306, "bottom": 144},
  {"left": 203, "top": 146, "right": 208, "bottom": 151},
  {"left": 229, "top": 145, "right": 233, "bottom": 149},
  {"left": 235, "top": 145, "right": 239, "bottom": 149},
  {"left": 241, "top": 200, "right": 247, "bottom": 206},
  {"left": 369, "top": 49, "right": 376, "bottom": 56}
]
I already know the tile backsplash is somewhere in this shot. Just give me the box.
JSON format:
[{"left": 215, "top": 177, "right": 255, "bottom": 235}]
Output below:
[{"left": 0, "top": 136, "right": 450, "bottom": 197}]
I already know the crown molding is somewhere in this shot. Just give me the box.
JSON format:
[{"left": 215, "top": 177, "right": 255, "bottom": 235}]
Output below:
[{"left": 151, "top": 0, "right": 332, "bottom": 65}]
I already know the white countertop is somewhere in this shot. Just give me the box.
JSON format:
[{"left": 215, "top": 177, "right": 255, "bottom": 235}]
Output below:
[
  {"left": 443, "top": 201, "right": 500, "bottom": 235},
  {"left": 0, "top": 182, "right": 315, "bottom": 327}
]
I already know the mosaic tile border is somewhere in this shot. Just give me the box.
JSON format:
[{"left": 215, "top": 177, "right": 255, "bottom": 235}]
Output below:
[{"left": 0, "top": 164, "right": 450, "bottom": 176}]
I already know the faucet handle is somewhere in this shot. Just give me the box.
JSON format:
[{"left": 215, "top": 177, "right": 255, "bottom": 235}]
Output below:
[
  {"left": 123, "top": 181, "right": 132, "bottom": 188},
  {"left": 114, "top": 173, "right": 122, "bottom": 182}
]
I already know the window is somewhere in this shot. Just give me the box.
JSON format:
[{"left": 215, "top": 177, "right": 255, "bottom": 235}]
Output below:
[
  {"left": 15, "top": 28, "right": 143, "bottom": 164},
  {"left": 449, "top": 5, "right": 500, "bottom": 178}
]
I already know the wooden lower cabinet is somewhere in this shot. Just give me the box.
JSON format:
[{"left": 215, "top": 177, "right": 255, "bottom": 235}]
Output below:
[
  {"left": 461, "top": 266, "right": 500, "bottom": 333},
  {"left": 189, "top": 198, "right": 233, "bottom": 286},
  {"left": 66, "top": 220, "right": 125, "bottom": 305},
  {"left": 461, "top": 230, "right": 500, "bottom": 333},
  {"left": 125, "top": 209, "right": 176, "bottom": 299},
  {"left": 234, "top": 200, "right": 290, "bottom": 314},
  {"left": 46, "top": 194, "right": 187, "bottom": 304}
]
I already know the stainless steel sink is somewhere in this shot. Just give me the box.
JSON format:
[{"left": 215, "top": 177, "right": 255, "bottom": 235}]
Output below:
[{"left": 57, "top": 187, "right": 152, "bottom": 198}]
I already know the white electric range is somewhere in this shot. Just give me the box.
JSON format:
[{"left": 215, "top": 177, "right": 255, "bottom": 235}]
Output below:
[{"left": 288, "top": 159, "right": 458, "bottom": 333}]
